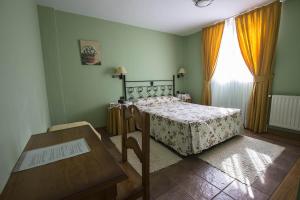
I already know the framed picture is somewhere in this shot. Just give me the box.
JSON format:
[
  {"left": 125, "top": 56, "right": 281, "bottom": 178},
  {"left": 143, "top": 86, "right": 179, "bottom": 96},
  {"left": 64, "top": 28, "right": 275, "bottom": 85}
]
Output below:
[{"left": 79, "top": 40, "right": 101, "bottom": 65}]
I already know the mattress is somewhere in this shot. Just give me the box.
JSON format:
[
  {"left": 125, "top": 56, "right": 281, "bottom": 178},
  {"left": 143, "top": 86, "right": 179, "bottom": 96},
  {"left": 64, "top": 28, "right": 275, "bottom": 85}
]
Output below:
[{"left": 134, "top": 96, "right": 242, "bottom": 156}]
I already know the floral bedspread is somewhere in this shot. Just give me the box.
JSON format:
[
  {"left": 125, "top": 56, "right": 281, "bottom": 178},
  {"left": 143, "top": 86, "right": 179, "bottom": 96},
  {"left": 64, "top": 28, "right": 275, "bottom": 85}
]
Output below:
[{"left": 135, "top": 97, "right": 242, "bottom": 156}]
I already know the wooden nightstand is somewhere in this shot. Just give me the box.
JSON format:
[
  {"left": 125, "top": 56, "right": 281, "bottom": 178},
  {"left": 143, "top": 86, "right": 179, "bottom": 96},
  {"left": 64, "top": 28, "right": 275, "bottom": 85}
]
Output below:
[
  {"left": 177, "top": 93, "right": 192, "bottom": 103},
  {"left": 184, "top": 98, "right": 192, "bottom": 103},
  {"left": 107, "top": 104, "right": 136, "bottom": 135}
]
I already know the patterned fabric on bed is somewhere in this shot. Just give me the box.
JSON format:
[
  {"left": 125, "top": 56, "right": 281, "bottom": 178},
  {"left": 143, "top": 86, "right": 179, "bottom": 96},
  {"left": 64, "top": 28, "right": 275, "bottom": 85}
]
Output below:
[{"left": 135, "top": 98, "right": 242, "bottom": 156}]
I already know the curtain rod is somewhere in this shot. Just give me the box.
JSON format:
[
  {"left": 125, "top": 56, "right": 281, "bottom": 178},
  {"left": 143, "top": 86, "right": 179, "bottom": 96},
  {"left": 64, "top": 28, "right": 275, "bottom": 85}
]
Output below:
[{"left": 200, "top": 0, "right": 285, "bottom": 29}]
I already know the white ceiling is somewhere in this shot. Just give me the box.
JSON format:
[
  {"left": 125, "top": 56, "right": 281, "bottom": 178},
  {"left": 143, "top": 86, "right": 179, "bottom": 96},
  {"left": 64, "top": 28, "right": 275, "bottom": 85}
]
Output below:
[{"left": 37, "top": 0, "right": 274, "bottom": 36}]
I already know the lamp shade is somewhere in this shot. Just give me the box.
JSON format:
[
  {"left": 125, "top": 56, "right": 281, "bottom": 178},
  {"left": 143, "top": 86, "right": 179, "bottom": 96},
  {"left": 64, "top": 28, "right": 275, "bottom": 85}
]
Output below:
[
  {"left": 178, "top": 67, "right": 186, "bottom": 74},
  {"left": 115, "top": 66, "right": 128, "bottom": 75}
]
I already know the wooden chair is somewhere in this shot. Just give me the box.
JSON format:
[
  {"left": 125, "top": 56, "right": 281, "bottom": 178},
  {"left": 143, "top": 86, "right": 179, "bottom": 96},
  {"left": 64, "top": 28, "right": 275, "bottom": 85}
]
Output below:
[{"left": 117, "top": 105, "right": 150, "bottom": 200}]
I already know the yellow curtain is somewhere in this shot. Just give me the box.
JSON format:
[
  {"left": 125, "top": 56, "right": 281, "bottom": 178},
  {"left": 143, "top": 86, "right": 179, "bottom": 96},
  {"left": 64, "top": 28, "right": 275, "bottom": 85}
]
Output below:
[
  {"left": 201, "top": 22, "right": 225, "bottom": 105},
  {"left": 236, "top": 1, "right": 282, "bottom": 133}
]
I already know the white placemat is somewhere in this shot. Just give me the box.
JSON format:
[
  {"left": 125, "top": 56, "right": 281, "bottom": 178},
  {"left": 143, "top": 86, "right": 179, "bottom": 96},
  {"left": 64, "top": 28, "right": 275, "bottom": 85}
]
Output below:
[{"left": 14, "top": 138, "right": 90, "bottom": 172}]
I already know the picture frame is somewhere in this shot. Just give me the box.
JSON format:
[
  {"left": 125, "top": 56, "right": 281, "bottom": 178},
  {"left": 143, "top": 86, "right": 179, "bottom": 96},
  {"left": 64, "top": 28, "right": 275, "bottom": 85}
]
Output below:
[{"left": 79, "top": 40, "right": 101, "bottom": 65}]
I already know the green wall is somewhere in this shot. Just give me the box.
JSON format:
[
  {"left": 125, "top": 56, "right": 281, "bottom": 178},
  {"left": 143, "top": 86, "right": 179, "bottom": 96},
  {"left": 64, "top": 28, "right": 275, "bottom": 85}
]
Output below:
[
  {"left": 0, "top": 0, "right": 50, "bottom": 192},
  {"left": 273, "top": 0, "right": 300, "bottom": 95},
  {"left": 183, "top": 32, "right": 203, "bottom": 104},
  {"left": 38, "top": 6, "right": 184, "bottom": 127},
  {"left": 183, "top": 0, "right": 300, "bottom": 102}
]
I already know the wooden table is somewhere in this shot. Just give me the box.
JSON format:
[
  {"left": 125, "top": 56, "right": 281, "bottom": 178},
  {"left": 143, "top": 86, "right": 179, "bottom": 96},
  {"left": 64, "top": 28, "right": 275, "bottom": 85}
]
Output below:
[{"left": 1, "top": 125, "right": 127, "bottom": 200}]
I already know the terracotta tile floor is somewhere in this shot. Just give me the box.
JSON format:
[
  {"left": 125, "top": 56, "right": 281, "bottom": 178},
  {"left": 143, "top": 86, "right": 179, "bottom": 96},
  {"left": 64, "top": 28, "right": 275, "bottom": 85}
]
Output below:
[{"left": 100, "top": 128, "right": 300, "bottom": 200}]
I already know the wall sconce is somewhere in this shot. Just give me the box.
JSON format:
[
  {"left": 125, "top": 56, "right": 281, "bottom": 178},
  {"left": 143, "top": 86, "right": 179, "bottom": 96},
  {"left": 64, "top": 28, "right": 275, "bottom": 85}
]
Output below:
[
  {"left": 112, "top": 66, "right": 127, "bottom": 79},
  {"left": 177, "top": 67, "right": 186, "bottom": 78}
]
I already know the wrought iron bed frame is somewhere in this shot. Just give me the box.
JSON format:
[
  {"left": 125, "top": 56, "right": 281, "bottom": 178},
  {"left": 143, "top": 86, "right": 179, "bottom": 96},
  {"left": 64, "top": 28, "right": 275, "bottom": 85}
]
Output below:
[{"left": 122, "top": 75, "right": 175, "bottom": 101}]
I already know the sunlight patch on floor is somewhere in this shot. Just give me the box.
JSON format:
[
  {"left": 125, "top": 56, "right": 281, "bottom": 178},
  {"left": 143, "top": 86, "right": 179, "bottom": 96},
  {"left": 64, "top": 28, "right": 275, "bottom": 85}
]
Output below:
[{"left": 199, "top": 136, "right": 285, "bottom": 185}]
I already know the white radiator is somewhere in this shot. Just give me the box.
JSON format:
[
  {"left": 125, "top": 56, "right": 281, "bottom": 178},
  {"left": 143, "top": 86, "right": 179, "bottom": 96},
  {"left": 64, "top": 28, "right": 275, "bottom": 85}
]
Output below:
[{"left": 269, "top": 95, "right": 300, "bottom": 131}]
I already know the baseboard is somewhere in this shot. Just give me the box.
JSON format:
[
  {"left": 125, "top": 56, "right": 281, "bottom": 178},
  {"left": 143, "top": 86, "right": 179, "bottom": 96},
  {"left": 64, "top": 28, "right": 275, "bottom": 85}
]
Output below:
[{"left": 268, "top": 126, "right": 300, "bottom": 135}]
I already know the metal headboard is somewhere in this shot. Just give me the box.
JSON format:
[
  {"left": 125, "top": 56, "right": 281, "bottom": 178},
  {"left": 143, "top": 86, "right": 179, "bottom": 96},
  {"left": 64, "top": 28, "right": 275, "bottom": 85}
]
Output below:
[{"left": 122, "top": 75, "right": 175, "bottom": 101}]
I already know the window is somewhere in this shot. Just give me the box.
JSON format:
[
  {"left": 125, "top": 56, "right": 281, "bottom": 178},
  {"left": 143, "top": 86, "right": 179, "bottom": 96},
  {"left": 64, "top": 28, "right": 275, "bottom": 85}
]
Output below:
[{"left": 211, "top": 18, "right": 253, "bottom": 125}]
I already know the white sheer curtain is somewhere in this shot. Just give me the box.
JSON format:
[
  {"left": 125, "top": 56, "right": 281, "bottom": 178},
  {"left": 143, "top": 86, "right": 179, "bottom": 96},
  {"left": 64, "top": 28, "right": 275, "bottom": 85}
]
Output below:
[{"left": 211, "top": 18, "right": 253, "bottom": 125}]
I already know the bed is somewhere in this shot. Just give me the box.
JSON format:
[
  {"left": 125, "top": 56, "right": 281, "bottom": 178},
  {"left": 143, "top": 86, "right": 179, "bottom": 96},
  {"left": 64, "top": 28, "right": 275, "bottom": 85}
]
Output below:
[{"left": 123, "top": 76, "right": 242, "bottom": 156}]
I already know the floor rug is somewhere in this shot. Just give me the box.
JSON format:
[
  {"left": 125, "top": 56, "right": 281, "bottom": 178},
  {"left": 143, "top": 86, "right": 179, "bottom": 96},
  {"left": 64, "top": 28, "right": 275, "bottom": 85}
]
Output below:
[
  {"left": 110, "top": 131, "right": 182, "bottom": 175},
  {"left": 198, "top": 135, "right": 285, "bottom": 185}
]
